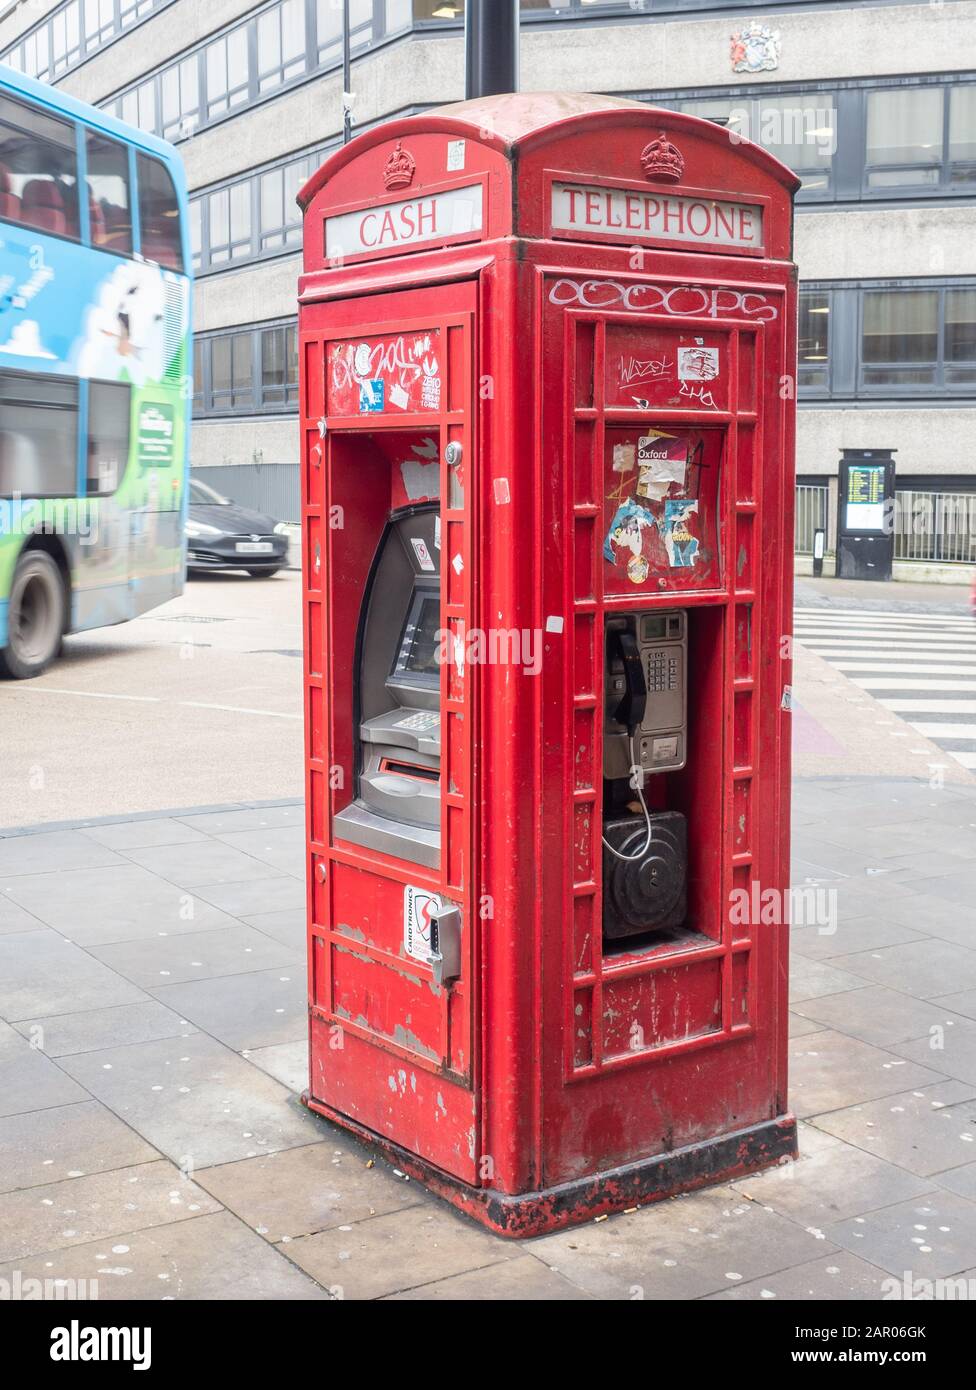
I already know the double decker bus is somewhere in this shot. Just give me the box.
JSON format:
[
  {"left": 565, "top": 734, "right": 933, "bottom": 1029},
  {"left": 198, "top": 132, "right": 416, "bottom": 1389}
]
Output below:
[{"left": 0, "top": 63, "right": 190, "bottom": 678}]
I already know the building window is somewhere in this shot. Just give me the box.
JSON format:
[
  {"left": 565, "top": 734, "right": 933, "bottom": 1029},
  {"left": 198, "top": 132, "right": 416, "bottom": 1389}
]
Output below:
[
  {"left": 260, "top": 323, "right": 299, "bottom": 406},
  {"left": 87, "top": 381, "right": 130, "bottom": 496},
  {"left": 862, "top": 288, "right": 940, "bottom": 388},
  {"left": 0, "top": 92, "right": 79, "bottom": 240},
  {"left": 194, "top": 321, "right": 299, "bottom": 417},
  {"left": 944, "top": 288, "right": 976, "bottom": 387},
  {"left": 257, "top": 0, "right": 307, "bottom": 93},
  {"left": 865, "top": 88, "right": 943, "bottom": 190},
  {"left": 160, "top": 57, "right": 201, "bottom": 142},
  {"left": 206, "top": 27, "right": 250, "bottom": 120},
  {"left": 798, "top": 291, "right": 830, "bottom": 392},
  {"left": 259, "top": 157, "right": 308, "bottom": 251},
  {"left": 86, "top": 129, "right": 133, "bottom": 254},
  {"left": 211, "top": 333, "right": 254, "bottom": 412},
  {"left": 0, "top": 371, "right": 78, "bottom": 499},
  {"left": 208, "top": 183, "right": 252, "bottom": 265},
  {"left": 676, "top": 94, "right": 836, "bottom": 198}
]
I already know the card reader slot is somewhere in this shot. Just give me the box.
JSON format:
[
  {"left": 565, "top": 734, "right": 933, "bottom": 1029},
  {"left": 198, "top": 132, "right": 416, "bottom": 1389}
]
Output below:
[{"left": 379, "top": 758, "right": 440, "bottom": 783}]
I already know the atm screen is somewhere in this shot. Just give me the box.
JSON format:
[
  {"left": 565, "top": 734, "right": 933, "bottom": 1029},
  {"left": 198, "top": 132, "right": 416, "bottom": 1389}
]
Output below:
[{"left": 394, "top": 589, "right": 441, "bottom": 684}]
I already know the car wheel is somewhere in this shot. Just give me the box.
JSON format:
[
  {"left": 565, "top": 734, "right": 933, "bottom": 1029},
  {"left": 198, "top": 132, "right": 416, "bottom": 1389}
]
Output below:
[
  {"left": 0, "top": 550, "right": 66, "bottom": 680},
  {"left": 247, "top": 568, "right": 281, "bottom": 578}
]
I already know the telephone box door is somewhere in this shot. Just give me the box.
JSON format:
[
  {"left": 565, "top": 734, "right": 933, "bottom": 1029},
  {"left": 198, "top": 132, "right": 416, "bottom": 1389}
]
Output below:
[{"left": 302, "top": 280, "right": 481, "bottom": 1183}]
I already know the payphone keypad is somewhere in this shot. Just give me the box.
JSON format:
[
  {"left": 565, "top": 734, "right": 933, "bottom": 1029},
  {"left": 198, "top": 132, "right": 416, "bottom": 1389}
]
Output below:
[{"left": 604, "top": 609, "right": 687, "bottom": 777}]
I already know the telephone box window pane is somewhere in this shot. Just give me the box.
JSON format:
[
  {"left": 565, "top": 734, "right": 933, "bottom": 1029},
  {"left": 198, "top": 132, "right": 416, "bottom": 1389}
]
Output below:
[
  {"left": 0, "top": 372, "right": 79, "bottom": 499},
  {"left": 137, "top": 153, "right": 184, "bottom": 271},
  {"left": 866, "top": 88, "right": 943, "bottom": 186},
  {"left": 862, "top": 289, "right": 938, "bottom": 386},
  {"left": 798, "top": 292, "right": 830, "bottom": 389},
  {"left": 87, "top": 381, "right": 130, "bottom": 496}
]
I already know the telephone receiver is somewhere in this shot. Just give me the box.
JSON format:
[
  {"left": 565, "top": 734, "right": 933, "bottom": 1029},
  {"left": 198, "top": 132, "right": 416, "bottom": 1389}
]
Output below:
[{"left": 609, "top": 627, "right": 647, "bottom": 735}]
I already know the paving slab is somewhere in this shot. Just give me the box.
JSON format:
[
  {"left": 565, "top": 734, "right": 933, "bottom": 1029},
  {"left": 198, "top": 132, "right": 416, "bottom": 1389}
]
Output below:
[
  {"left": 0, "top": 1021, "right": 91, "bottom": 1118},
  {"left": 286, "top": 1202, "right": 515, "bottom": 1300},
  {"left": 889, "top": 1014, "right": 976, "bottom": 1086},
  {"left": 0, "top": 1100, "right": 158, "bottom": 1191},
  {"left": 788, "top": 955, "right": 870, "bottom": 1004},
  {"left": 826, "top": 1190, "right": 976, "bottom": 1280},
  {"left": 0, "top": 931, "right": 146, "bottom": 1023},
  {"left": 792, "top": 986, "right": 968, "bottom": 1049},
  {"left": 241, "top": 909, "right": 306, "bottom": 951},
  {"left": 213, "top": 827, "right": 304, "bottom": 877},
  {"left": 177, "top": 805, "right": 303, "bottom": 835},
  {"left": 810, "top": 1080, "right": 976, "bottom": 1176},
  {"left": 195, "top": 1141, "right": 424, "bottom": 1241},
  {"left": 0, "top": 894, "right": 45, "bottom": 935},
  {"left": 0, "top": 829, "right": 125, "bottom": 877},
  {"left": 0, "top": 1209, "right": 327, "bottom": 1300},
  {"left": 731, "top": 1140, "right": 935, "bottom": 1226},
  {"left": 12, "top": 1001, "right": 196, "bottom": 1058},
  {"left": 57, "top": 1032, "right": 323, "bottom": 1167},
  {"left": 789, "top": 1012, "right": 828, "bottom": 1039},
  {"left": 931, "top": 989, "right": 976, "bottom": 1021},
  {"left": 89, "top": 925, "right": 301, "bottom": 989},
  {"left": 79, "top": 818, "right": 211, "bottom": 851},
  {"left": 827, "top": 939, "right": 976, "bottom": 1000},
  {"left": 934, "top": 1162, "right": 976, "bottom": 1202},
  {"left": 151, "top": 966, "right": 305, "bottom": 1051},
  {"left": 0, "top": 1159, "right": 222, "bottom": 1263},
  {"left": 0, "top": 863, "right": 240, "bottom": 946},
  {"left": 123, "top": 840, "right": 286, "bottom": 890},
  {"left": 384, "top": 1254, "right": 594, "bottom": 1301},
  {"left": 244, "top": 1040, "right": 308, "bottom": 1093},
  {"left": 705, "top": 1250, "right": 894, "bottom": 1301},
  {"left": 191, "top": 875, "right": 305, "bottom": 916},
  {"left": 790, "top": 917, "right": 925, "bottom": 963},
  {"left": 789, "top": 1030, "right": 946, "bottom": 1117},
  {"left": 527, "top": 1186, "right": 835, "bottom": 1300}
]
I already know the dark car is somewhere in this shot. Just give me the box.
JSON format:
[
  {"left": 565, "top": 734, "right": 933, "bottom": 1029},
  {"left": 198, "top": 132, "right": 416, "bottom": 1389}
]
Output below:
[{"left": 186, "top": 478, "right": 289, "bottom": 577}]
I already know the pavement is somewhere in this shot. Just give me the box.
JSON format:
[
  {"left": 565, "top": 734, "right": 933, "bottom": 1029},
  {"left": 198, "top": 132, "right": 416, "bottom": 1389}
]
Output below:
[{"left": 1, "top": 577, "right": 975, "bottom": 1300}]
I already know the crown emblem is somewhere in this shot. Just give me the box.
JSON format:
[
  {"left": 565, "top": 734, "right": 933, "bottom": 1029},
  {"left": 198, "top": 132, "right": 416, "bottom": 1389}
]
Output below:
[
  {"left": 383, "top": 140, "right": 416, "bottom": 191},
  {"left": 640, "top": 132, "right": 684, "bottom": 184}
]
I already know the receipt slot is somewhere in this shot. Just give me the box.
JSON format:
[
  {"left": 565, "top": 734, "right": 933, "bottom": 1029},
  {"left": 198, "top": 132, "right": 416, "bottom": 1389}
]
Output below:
[{"left": 299, "top": 94, "right": 799, "bottom": 1236}]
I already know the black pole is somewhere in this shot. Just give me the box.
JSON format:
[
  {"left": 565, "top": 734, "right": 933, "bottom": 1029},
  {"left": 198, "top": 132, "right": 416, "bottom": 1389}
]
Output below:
[
  {"left": 465, "top": 0, "right": 519, "bottom": 100},
  {"left": 342, "top": 0, "right": 352, "bottom": 144}
]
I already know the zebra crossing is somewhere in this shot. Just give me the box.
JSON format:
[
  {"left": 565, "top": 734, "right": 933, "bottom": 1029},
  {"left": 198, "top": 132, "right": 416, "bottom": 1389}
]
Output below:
[{"left": 794, "top": 605, "right": 976, "bottom": 772}]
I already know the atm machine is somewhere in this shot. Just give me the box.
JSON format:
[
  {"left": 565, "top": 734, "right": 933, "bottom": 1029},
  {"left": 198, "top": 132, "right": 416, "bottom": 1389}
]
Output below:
[{"left": 334, "top": 505, "right": 441, "bottom": 869}]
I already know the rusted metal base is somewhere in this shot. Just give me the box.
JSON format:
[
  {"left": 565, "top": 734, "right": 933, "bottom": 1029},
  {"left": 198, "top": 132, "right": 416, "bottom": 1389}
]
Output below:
[{"left": 302, "top": 1092, "right": 798, "bottom": 1238}]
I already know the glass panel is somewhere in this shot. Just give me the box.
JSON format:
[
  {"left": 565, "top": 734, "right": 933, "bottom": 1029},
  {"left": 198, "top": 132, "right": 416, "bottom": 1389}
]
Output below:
[
  {"left": 866, "top": 88, "right": 943, "bottom": 172},
  {"left": 862, "top": 289, "right": 938, "bottom": 385},
  {"left": 189, "top": 198, "right": 202, "bottom": 269},
  {"left": 137, "top": 153, "right": 184, "bottom": 271},
  {"left": 0, "top": 372, "right": 79, "bottom": 498},
  {"left": 87, "top": 381, "right": 130, "bottom": 495},
  {"left": 945, "top": 288, "right": 976, "bottom": 364},
  {"left": 753, "top": 95, "right": 835, "bottom": 177},
  {"left": 86, "top": 130, "right": 132, "bottom": 254},
  {"left": 0, "top": 92, "right": 79, "bottom": 239},
  {"left": 798, "top": 291, "right": 830, "bottom": 388},
  {"left": 949, "top": 86, "right": 976, "bottom": 179}
]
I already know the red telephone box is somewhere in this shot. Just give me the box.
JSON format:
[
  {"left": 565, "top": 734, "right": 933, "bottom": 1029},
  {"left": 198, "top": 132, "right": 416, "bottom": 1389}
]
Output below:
[{"left": 298, "top": 93, "right": 800, "bottom": 1237}]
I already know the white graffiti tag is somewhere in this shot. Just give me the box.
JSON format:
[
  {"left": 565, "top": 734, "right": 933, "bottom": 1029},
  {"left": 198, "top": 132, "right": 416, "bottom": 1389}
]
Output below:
[{"left": 548, "top": 278, "right": 779, "bottom": 321}]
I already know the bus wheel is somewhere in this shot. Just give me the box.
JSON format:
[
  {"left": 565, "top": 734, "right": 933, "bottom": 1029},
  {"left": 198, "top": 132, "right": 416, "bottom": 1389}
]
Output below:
[{"left": 0, "top": 551, "right": 66, "bottom": 680}]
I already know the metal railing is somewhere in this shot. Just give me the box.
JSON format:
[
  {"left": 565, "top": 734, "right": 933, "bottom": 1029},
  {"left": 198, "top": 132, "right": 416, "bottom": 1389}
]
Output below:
[
  {"left": 895, "top": 490, "right": 976, "bottom": 565},
  {"left": 794, "top": 484, "right": 828, "bottom": 554}
]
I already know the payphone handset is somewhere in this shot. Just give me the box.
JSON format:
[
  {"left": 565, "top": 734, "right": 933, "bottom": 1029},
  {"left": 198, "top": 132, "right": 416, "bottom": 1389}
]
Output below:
[{"left": 604, "top": 611, "right": 688, "bottom": 779}]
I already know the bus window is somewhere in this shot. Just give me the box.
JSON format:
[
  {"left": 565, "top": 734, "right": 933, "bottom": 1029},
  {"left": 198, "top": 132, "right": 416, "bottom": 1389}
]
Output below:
[
  {"left": 85, "top": 129, "right": 132, "bottom": 254},
  {"left": 0, "top": 92, "right": 79, "bottom": 239},
  {"left": 136, "top": 152, "right": 184, "bottom": 272},
  {"left": 87, "top": 381, "right": 131, "bottom": 496},
  {"left": 0, "top": 371, "right": 79, "bottom": 499}
]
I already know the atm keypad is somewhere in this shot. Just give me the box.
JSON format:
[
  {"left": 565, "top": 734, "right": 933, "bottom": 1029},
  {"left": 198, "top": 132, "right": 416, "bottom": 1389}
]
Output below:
[{"left": 394, "top": 711, "right": 440, "bottom": 731}]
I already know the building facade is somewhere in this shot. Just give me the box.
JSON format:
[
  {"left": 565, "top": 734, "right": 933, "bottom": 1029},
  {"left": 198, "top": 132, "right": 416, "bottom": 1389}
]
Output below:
[{"left": 2, "top": 0, "right": 974, "bottom": 563}]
